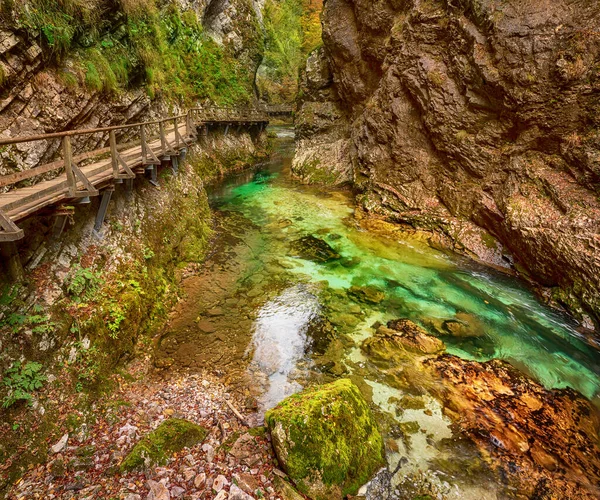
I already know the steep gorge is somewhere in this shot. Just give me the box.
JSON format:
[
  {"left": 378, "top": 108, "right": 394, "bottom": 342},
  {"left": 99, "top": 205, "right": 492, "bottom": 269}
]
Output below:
[{"left": 295, "top": 0, "right": 600, "bottom": 327}]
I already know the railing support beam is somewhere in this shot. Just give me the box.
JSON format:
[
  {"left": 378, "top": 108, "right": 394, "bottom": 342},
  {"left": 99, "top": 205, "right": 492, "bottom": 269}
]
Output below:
[{"left": 0, "top": 242, "right": 24, "bottom": 281}]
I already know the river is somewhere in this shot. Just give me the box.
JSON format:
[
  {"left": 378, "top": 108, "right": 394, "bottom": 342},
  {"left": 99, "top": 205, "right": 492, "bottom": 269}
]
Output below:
[{"left": 160, "top": 126, "right": 600, "bottom": 498}]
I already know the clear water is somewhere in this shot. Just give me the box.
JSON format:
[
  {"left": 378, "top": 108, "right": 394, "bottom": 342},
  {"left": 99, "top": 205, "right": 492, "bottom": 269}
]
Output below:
[
  {"left": 211, "top": 127, "right": 600, "bottom": 405},
  {"left": 207, "top": 126, "right": 600, "bottom": 496}
]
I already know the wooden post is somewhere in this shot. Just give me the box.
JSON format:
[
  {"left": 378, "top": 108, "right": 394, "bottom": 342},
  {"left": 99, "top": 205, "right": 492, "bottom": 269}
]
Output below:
[
  {"left": 63, "top": 136, "right": 76, "bottom": 196},
  {"left": 159, "top": 121, "right": 167, "bottom": 154},
  {"left": 0, "top": 242, "right": 24, "bottom": 282},
  {"left": 185, "top": 112, "right": 191, "bottom": 137},
  {"left": 110, "top": 130, "right": 119, "bottom": 178},
  {"left": 174, "top": 118, "right": 180, "bottom": 149},
  {"left": 94, "top": 188, "right": 114, "bottom": 233},
  {"left": 140, "top": 125, "right": 148, "bottom": 162}
]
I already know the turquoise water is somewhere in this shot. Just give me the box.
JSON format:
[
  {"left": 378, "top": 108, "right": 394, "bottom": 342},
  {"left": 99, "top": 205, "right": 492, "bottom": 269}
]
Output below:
[{"left": 210, "top": 128, "right": 600, "bottom": 404}]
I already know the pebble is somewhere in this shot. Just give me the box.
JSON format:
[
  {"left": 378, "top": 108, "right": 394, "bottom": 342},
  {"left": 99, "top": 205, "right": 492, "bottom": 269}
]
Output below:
[
  {"left": 51, "top": 434, "right": 69, "bottom": 454},
  {"left": 194, "top": 472, "right": 207, "bottom": 489},
  {"left": 213, "top": 474, "right": 229, "bottom": 492}
]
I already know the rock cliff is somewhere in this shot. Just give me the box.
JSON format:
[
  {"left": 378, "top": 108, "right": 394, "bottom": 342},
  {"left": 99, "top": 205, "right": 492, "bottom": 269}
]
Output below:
[
  {"left": 0, "top": 0, "right": 264, "bottom": 177},
  {"left": 295, "top": 0, "right": 600, "bottom": 326}
]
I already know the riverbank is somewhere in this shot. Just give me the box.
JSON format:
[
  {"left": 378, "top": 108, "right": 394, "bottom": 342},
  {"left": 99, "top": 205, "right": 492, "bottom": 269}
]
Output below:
[
  {"left": 0, "top": 130, "right": 270, "bottom": 496},
  {"left": 7, "top": 365, "right": 283, "bottom": 500}
]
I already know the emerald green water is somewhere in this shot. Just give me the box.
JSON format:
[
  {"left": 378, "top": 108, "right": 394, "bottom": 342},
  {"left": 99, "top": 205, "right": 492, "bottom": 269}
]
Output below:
[
  {"left": 205, "top": 127, "right": 600, "bottom": 497},
  {"left": 211, "top": 128, "right": 600, "bottom": 406}
]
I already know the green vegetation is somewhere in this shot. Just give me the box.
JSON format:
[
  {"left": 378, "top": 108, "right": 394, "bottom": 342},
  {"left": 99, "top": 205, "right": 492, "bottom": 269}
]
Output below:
[
  {"left": 259, "top": 0, "right": 323, "bottom": 103},
  {"left": 2, "top": 361, "right": 47, "bottom": 408},
  {"left": 265, "top": 379, "right": 385, "bottom": 499},
  {"left": 66, "top": 265, "right": 104, "bottom": 303},
  {"left": 3, "top": 0, "right": 255, "bottom": 104},
  {"left": 120, "top": 418, "right": 208, "bottom": 471},
  {"left": 0, "top": 304, "right": 56, "bottom": 336}
]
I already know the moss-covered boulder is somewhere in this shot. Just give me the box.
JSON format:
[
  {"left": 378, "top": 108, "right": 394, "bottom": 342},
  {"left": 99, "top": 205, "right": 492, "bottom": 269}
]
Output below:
[
  {"left": 120, "top": 419, "right": 207, "bottom": 472},
  {"left": 265, "top": 379, "right": 385, "bottom": 500}
]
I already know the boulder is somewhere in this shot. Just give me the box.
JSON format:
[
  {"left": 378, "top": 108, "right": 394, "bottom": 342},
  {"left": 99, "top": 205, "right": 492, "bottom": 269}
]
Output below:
[
  {"left": 265, "top": 379, "right": 385, "bottom": 500},
  {"left": 362, "top": 320, "right": 445, "bottom": 361},
  {"left": 289, "top": 235, "right": 340, "bottom": 263},
  {"left": 348, "top": 286, "right": 385, "bottom": 304},
  {"left": 120, "top": 419, "right": 207, "bottom": 472}
]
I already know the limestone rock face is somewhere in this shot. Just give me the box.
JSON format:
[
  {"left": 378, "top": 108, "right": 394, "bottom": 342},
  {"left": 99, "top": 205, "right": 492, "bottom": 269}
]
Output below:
[
  {"left": 293, "top": 47, "right": 353, "bottom": 186},
  {"left": 265, "top": 379, "right": 385, "bottom": 500},
  {"left": 297, "top": 0, "right": 600, "bottom": 324}
]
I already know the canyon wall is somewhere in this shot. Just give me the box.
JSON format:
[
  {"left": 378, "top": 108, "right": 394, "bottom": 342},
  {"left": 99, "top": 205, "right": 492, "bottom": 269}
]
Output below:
[
  {"left": 295, "top": 0, "right": 600, "bottom": 325},
  {"left": 0, "top": 0, "right": 264, "bottom": 176}
]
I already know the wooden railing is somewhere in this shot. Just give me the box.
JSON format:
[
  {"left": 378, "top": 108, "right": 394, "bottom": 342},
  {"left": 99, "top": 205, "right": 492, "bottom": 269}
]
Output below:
[{"left": 0, "top": 105, "right": 269, "bottom": 241}]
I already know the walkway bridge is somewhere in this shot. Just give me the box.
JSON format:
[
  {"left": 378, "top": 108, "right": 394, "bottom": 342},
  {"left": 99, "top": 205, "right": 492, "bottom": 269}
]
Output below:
[
  {"left": 265, "top": 104, "right": 294, "bottom": 117},
  {"left": 0, "top": 106, "right": 268, "bottom": 242},
  {"left": 0, "top": 106, "right": 268, "bottom": 278}
]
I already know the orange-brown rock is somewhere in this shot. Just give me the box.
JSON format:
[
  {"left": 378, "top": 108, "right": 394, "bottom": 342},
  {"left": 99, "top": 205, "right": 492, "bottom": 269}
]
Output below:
[
  {"left": 362, "top": 319, "right": 445, "bottom": 361},
  {"left": 427, "top": 354, "right": 600, "bottom": 499}
]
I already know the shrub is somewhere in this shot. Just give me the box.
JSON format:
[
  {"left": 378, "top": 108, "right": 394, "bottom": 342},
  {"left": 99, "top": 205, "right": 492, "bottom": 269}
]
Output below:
[{"left": 2, "top": 361, "right": 47, "bottom": 408}]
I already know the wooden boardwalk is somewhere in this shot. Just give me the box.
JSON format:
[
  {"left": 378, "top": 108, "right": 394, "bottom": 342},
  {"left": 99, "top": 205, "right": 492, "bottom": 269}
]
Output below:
[{"left": 0, "top": 107, "right": 269, "bottom": 242}]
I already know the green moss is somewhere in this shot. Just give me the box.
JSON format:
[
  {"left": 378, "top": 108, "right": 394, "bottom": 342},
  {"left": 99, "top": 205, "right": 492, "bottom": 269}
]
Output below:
[
  {"left": 294, "top": 159, "right": 339, "bottom": 186},
  {"left": 399, "top": 421, "right": 420, "bottom": 435},
  {"left": 265, "top": 379, "right": 385, "bottom": 499},
  {"left": 480, "top": 231, "right": 498, "bottom": 250},
  {"left": 120, "top": 418, "right": 207, "bottom": 472},
  {"left": 248, "top": 426, "right": 267, "bottom": 437}
]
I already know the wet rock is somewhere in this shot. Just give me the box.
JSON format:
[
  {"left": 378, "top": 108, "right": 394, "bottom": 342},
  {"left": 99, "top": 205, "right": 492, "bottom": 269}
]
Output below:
[
  {"left": 427, "top": 355, "right": 600, "bottom": 498},
  {"left": 146, "top": 480, "right": 170, "bottom": 500},
  {"left": 306, "top": 316, "right": 336, "bottom": 354},
  {"left": 266, "top": 379, "right": 385, "bottom": 500},
  {"left": 121, "top": 419, "right": 208, "bottom": 472},
  {"left": 348, "top": 286, "right": 385, "bottom": 305},
  {"left": 289, "top": 235, "right": 340, "bottom": 263},
  {"left": 196, "top": 319, "right": 217, "bottom": 334},
  {"left": 363, "top": 320, "right": 445, "bottom": 361}
]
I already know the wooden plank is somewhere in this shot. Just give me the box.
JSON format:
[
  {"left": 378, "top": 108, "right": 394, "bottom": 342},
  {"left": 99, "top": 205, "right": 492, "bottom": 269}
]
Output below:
[{"left": 0, "top": 209, "right": 24, "bottom": 240}]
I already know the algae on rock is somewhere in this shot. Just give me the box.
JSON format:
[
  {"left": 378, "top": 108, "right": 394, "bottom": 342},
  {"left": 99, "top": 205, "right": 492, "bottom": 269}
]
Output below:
[
  {"left": 265, "top": 378, "right": 385, "bottom": 500},
  {"left": 120, "top": 419, "right": 207, "bottom": 471}
]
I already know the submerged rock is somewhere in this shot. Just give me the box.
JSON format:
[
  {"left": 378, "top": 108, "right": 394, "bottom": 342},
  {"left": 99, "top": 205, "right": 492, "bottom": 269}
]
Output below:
[
  {"left": 120, "top": 419, "right": 208, "bottom": 471},
  {"left": 363, "top": 320, "right": 445, "bottom": 361},
  {"left": 265, "top": 379, "right": 385, "bottom": 500},
  {"left": 289, "top": 235, "right": 340, "bottom": 263},
  {"left": 348, "top": 285, "right": 385, "bottom": 304}
]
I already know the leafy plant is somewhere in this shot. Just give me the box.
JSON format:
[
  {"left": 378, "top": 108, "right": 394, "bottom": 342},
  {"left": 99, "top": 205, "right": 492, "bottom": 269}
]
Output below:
[
  {"left": 107, "top": 303, "right": 126, "bottom": 339},
  {"left": 2, "top": 361, "right": 47, "bottom": 408},
  {"left": 73, "top": 344, "right": 102, "bottom": 387},
  {"left": 66, "top": 265, "right": 104, "bottom": 302}
]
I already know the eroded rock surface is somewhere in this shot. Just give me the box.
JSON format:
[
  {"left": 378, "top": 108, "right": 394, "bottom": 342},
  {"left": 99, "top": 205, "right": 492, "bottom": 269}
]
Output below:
[
  {"left": 296, "top": 0, "right": 600, "bottom": 324},
  {"left": 427, "top": 355, "right": 600, "bottom": 499}
]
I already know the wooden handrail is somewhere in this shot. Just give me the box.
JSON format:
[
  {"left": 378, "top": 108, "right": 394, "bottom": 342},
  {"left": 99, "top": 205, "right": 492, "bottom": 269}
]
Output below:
[{"left": 0, "top": 106, "right": 268, "bottom": 147}]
